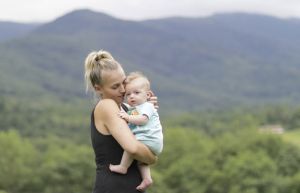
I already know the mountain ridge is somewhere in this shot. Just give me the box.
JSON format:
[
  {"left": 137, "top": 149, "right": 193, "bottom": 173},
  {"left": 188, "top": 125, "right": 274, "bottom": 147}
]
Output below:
[
  {"left": 1, "top": 9, "right": 300, "bottom": 113},
  {"left": 0, "top": 21, "right": 41, "bottom": 42}
]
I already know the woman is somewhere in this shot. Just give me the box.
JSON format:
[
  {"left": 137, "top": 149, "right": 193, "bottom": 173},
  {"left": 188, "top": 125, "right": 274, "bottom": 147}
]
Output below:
[{"left": 84, "top": 50, "right": 157, "bottom": 193}]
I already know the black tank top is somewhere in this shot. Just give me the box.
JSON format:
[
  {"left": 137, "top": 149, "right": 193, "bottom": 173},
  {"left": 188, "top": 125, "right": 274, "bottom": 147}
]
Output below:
[{"left": 91, "top": 105, "right": 143, "bottom": 193}]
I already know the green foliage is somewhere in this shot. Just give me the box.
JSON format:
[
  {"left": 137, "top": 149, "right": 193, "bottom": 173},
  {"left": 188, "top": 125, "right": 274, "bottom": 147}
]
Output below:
[
  {"left": 220, "top": 151, "right": 277, "bottom": 193},
  {"left": 0, "top": 130, "right": 38, "bottom": 193},
  {"left": 1, "top": 96, "right": 300, "bottom": 193},
  {"left": 36, "top": 136, "right": 94, "bottom": 193},
  {"left": 150, "top": 125, "right": 300, "bottom": 193},
  {"left": 163, "top": 105, "right": 300, "bottom": 135},
  {"left": 0, "top": 96, "right": 91, "bottom": 143},
  {"left": 0, "top": 131, "right": 94, "bottom": 193},
  {"left": 282, "top": 130, "right": 300, "bottom": 147}
]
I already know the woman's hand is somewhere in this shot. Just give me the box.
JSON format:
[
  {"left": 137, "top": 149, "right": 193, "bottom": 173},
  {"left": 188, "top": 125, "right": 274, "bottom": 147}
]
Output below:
[{"left": 148, "top": 91, "right": 159, "bottom": 109}]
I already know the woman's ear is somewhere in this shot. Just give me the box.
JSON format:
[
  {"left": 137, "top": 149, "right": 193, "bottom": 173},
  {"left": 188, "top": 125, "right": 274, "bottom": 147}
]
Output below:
[{"left": 94, "top": 84, "right": 102, "bottom": 92}]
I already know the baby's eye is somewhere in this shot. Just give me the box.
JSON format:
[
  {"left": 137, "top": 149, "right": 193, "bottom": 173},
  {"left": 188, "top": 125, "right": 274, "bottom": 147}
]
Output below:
[{"left": 134, "top": 91, "right": 140, "bottom": 94}]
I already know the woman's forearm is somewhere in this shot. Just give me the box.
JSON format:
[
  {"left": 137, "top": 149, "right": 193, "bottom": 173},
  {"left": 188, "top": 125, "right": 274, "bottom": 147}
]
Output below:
[
  {"left": 131, "top": 142, "right": 157, "bottom": 164},
  {"left": 97, "top": 100, "right": 157, "bottom": 164}
]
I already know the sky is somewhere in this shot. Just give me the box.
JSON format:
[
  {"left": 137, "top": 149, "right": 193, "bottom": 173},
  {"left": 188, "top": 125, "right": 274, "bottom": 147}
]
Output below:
[{"left": 0, "top": 0, "right": 300, "bottom": 23}]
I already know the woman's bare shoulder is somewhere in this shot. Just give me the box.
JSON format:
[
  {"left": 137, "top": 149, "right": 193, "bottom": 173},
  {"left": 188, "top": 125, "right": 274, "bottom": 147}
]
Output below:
[
  {"left": 96, "top": 99, "right": 118, "bottom": 107},
  {"left": 95, "top": 99, "right": 120, "bottom": 116}
]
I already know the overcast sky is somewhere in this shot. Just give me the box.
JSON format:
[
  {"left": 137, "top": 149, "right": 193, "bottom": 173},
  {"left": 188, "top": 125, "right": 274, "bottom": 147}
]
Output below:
[{"left": 0, "top": 0, "right": 300, "bottom": 23}]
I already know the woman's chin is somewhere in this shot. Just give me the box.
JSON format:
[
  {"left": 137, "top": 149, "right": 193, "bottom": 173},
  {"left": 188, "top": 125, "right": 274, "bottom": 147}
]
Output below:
[{"left": 116, "top": 97, "right": 124, "bottom": 104}]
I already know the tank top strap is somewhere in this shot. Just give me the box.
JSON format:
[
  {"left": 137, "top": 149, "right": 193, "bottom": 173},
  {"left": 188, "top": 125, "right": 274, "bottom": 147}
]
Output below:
[{"left": 121, "top": 103, "right": 129, "bottom": 112}]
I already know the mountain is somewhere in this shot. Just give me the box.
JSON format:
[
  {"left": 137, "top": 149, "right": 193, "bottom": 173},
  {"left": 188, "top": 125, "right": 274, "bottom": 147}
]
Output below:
[
  {"left": 0, "top": 21, "right": 41, "bottom": 42},
  {"left": 1, "top": 9, "right": 300, "bottom": 113}
]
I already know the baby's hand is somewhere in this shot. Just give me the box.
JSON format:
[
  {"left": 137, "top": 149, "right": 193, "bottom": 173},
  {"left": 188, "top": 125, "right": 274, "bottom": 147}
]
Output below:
[{"left": 118, "top": 111, "right": 129, "bottom": 122}]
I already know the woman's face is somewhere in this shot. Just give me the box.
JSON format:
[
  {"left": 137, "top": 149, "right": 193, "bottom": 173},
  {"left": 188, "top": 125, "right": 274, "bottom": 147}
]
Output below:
[{"left": 98, "top": 67, "right": 126, "bottom": 104}]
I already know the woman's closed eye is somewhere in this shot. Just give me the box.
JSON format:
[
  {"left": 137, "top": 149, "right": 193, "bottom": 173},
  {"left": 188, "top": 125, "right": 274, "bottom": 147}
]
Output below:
[{"left": 111, "top": 84, "right": 121, "bottom": 89}]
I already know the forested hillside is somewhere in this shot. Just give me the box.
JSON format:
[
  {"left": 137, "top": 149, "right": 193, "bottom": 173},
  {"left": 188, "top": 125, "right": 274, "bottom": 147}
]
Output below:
[
  {"left": 1, "top": 9, "right": 300, "bottom": 112},
  {"left": 0, "top": 21, "right": 40, "bottom": 42}
]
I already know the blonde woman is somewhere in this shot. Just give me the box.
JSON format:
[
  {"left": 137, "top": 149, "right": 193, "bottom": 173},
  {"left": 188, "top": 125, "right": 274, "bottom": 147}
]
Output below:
[{"left": 84, "top": 50, "right": 157, "bottom": 193}]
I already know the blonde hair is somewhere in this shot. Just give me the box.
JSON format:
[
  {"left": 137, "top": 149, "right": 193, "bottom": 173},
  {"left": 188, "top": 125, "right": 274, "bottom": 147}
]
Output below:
[
  {"left": 84, "top": 50, "right": 122, "bottom": 92},
  {"left": 126, "top": 71, "right": 150, "bottom": 90}
]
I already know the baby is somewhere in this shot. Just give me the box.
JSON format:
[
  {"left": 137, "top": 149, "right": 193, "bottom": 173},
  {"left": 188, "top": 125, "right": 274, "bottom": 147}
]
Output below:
[{"left": 109, "top": 71, "right": 163, "bottom": 191}]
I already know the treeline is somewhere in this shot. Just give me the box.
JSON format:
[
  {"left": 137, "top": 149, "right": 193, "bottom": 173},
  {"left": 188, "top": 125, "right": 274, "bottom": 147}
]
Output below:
[
  {"left": 0, "top": 130, "right": 94, "bottom": 193},
  {"left": 1, "top": 128, "right": 300, "bottom": 193},
  {"left": 0, "top": 96, "right": 91, "bottom": 142},
  {"left": 1, "top": 96, "right": 300, "bottom": 140},
  {"left": 0, "top": 98, "right": 300, "bottom": 193},
  {"left": 153, "top": 127, "right": 300, "bottom": 193},
  {"left": 164, "top": 104, "right": 300, "bottom": 136}
]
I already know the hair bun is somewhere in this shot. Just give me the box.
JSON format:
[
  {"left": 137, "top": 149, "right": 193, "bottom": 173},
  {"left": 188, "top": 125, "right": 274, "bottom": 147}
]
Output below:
[
  {"left": 84, "top": 49, "right": 121, "bottom": 93},
  {"left": 96, "top": 50, "right": 114, "bottom": 61}
]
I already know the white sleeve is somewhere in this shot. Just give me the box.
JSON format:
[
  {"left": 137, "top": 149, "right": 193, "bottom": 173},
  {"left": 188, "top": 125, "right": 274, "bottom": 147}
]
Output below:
[{"left": 136, "top": 102, "right": 155, "bottom": 118}]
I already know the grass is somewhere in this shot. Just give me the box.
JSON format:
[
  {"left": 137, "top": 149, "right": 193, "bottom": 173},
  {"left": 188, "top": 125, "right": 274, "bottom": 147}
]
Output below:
[{"left": 281, "top": 129, "right": 300, "bottom": 147}]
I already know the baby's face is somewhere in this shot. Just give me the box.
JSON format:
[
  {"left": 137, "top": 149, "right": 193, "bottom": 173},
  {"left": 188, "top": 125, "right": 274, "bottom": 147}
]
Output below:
[{"left": 125, "top": 79, "right": 149, "bottom": 107}]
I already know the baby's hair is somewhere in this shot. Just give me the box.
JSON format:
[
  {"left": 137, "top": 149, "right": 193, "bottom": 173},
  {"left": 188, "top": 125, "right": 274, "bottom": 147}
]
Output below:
[
  {"left": 84, "top": 50, "right": 121, "bottom": 92},
  {"left": 126, "top": 71, "right": 150, "bottom": 90}
]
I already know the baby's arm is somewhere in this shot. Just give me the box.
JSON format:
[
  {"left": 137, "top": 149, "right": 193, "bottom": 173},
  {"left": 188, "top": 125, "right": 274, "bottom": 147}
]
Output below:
[{"left": 119, "top": 111, "right": 149, "bottom": 125}]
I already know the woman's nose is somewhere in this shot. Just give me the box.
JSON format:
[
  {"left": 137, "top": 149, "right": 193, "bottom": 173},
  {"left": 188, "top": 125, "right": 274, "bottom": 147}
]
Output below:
[{"left": 120, "top": 84, "right": 125, "bottom": 93}]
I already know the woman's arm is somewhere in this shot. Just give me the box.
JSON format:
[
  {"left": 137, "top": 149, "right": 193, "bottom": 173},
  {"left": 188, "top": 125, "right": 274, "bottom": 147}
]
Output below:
[{"left": 95, "top": 99, "right": 156, "bottom": 164}]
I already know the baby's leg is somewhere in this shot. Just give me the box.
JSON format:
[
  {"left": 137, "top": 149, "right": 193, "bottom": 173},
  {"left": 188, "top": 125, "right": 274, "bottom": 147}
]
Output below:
[
  {"left": 109, "top": 151, "right": 133, "bottom": 174},
  {"left": 136, "top": 163, "right": 153, "bottom": 191}
]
